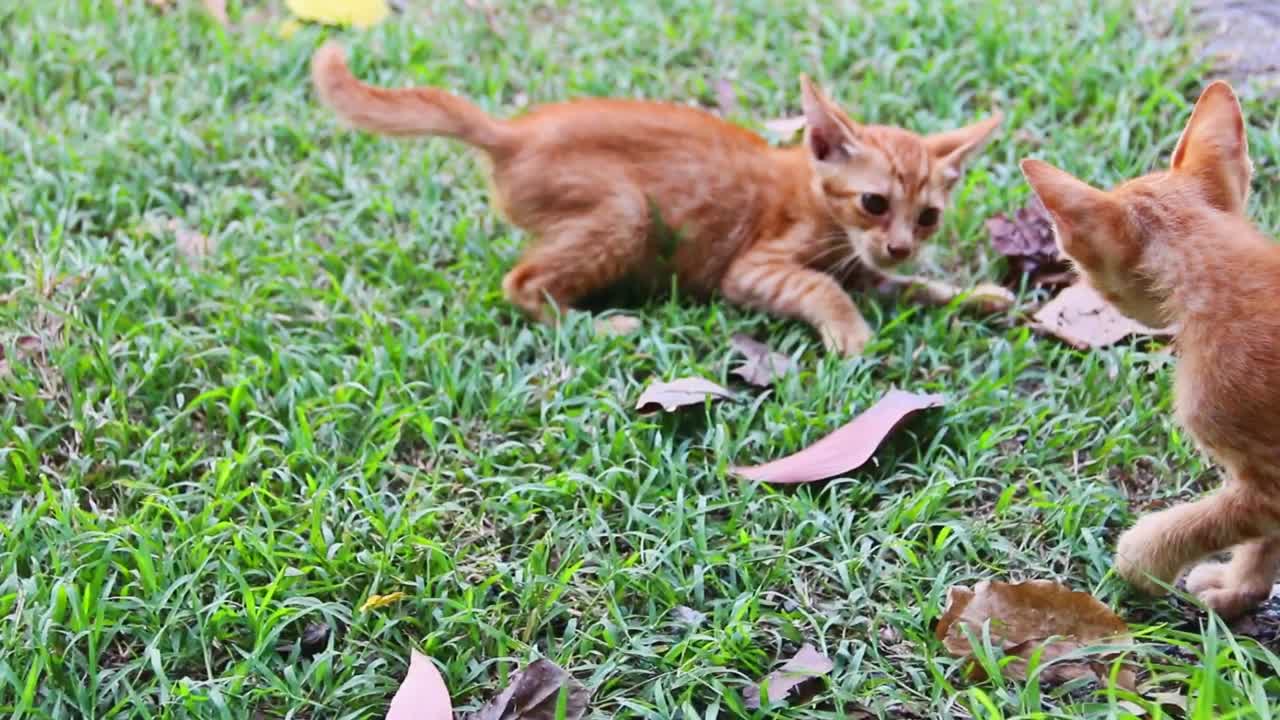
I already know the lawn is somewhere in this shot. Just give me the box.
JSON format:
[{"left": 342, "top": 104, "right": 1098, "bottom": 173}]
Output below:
[{"left": 3, "top": 1, "right": 1280, "bottom": 718}]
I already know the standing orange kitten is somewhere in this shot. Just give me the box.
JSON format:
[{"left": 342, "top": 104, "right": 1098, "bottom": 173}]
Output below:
[
  {"left": 1022, "top": 82, "right": 1280, "bottom": 617},
  {"left": 310, "top": 43, "right": 1011, "bottom": 356}
]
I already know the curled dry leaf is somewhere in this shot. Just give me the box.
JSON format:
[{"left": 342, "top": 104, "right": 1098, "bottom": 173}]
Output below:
[
  {"left": 471, "top": 658, "right": 588, "bottom": 720},
  {"left": 635, "top": 377, "right": 734, "bottom": 414},
  {"left": 360, "top": 591, "right": 407, "bottom": 612},
  {"left": 386, "top": 650, "right": 452, "bottom": 720},
  {"left": 672, "top": 605, "right": 707, "bottom": 628},
  {"left": 593, "top": 314, "right": 642, "bottom": 337},
  {"left": 729, "top": 334, "right": 796, "bottom": 387},
  {"left": 763, "top": 115, "right": 806, "bottom": 139},
  {"left": 1032, "top": 283, "right": 1173, "bottom": 350},
  {"left": 986, "top": 196, "right": 1075, "bottom": 290},
  {"left": 744, "top": 644, "right": 834, "bottom": 709},
  {"left": 285, "top": 0, "right": 390, "bottom": 28},
  {"left": 276, "top": 622, "right": 331, "bottom": 656},
  {"left": 935, "top": 580, "right": 1134, "bottom": 690},
  {"left": 733, "top": 389, "right": 945, "bottom": 484}
]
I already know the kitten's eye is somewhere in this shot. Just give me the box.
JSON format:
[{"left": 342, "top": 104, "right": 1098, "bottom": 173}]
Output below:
[
  {"left": 860, "top": 193, "right": 889, "bottom": 216},
  {"left": 917, "top": 207, "right": 941, "bottom": 227}
]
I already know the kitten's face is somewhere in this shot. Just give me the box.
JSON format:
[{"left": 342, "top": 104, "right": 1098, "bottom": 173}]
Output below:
[
  {"left": 799, "top": 77, "right": 1002, "bottom": 270},
  {"left": 1020, "top": 81, "right": 1251, "bottom": 329}
]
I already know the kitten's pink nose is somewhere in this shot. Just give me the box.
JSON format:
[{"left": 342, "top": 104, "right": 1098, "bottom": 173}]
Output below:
[{"left": 888, "top": 244, "right": 912, "bottom": 260}]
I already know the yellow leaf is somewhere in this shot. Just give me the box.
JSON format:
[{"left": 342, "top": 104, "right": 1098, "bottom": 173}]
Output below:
[
  {"left": 277, "top": 18, "right": 302, "bottom": 38},
  {"left": 359, "top": 591, "right": 406, "bottom": 612},
  {"left": 285, "top": 0, "right": 390, "bottom": 29}
]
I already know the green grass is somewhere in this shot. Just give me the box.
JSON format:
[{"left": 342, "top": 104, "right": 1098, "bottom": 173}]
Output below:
[{"left": 3, "top": 0, "right": 1280, "bottom": 718}]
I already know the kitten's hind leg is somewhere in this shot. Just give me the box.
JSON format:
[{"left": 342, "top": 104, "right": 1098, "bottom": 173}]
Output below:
[
  {"left": 1185, "top": 537, "right": 1280, "bottom": 618},
  {"left": 502, "top": 212, "right": 647, "bottom": 323}
]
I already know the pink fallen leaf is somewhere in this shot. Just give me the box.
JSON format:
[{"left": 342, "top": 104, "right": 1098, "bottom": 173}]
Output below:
[
  {"left": 744, "top": 644, "right": 834, "bottom": 709},
  {"left": 733, "top": 389, "right": 945, "bottom": 484},
  {"left": 715, "top": 78, "right": 738, "bottom": 117},
  {"left": 763, "top": 115, "right": 806, "bottom": 138},
  {"left": 386, "top": 651, "right": 452, "bottom": 720},
  {"left": 1032, "top": 283, "right": 1172, "bottom": 350},
  {"left": 635, "top": 377, "right": 735, "bottom": 413}
]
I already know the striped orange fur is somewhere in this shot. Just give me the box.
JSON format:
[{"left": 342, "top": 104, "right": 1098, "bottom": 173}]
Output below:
[{"left": 311, "top": 43, "right": 1007, "bottom": 356}]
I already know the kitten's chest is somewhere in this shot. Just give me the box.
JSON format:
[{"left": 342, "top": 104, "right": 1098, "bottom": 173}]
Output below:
[{"left": 1175, "top": 361, "right": 1280, "bottom": 483}]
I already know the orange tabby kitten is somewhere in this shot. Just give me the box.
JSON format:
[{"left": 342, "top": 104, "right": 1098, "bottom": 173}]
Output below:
[
  {"left": 311, "top": 43, "right": 1011, "bottom": 356},
  {"left": 1022, "top": 81, "right": 1280, "bottom": 617}
]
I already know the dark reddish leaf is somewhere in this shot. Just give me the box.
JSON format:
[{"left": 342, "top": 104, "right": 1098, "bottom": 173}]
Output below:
[
  {"left": 986, "top": 196, "right": 1075, "bottom": 290},
  {"left": 471, "top": 659, "right": 587, "bottom": 720},
  {"left": 733, "top": 389, "right": 945, "bottom": 484}
]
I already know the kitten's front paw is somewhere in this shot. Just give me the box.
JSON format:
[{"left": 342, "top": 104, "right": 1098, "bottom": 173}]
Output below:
[
  {"left": 1115, "top": 523, "right": 1181, "bottom": 595},
  {"left": 820, "top": 320, "right": 871, "bottom": 358},
  {"left": 1185, "top": 561, "right": 1272, "bottom": 619},
  {"left": 965, "top": 283, "right": 1016, "bottom": 313}
]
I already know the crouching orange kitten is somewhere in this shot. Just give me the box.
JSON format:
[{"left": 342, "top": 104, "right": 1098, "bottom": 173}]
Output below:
[
  {"left": 1022, "top": 82, "right": 1280, "bottom": 618},
  {"left": 310, "top": 43, "right": 1012, "bottom": 356}
]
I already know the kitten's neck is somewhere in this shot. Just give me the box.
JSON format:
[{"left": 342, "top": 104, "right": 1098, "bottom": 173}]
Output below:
[{"left": 1141, "top": 211, "right": 1280, "bottom": 329}]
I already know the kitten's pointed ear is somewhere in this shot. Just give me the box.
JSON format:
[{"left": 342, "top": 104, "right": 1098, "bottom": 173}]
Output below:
[
  {"left": 799, "top": 75, "right": 856, "bottom": 163},
  {"left": 1020, "top": 159, "right": 1118, "bottom": 266},
  {"left": 1170, "top": 80, "right": 1252, "bottom": 213},
  {"left": 926, "top": 112, "right": 1003, "bottom": 188}
]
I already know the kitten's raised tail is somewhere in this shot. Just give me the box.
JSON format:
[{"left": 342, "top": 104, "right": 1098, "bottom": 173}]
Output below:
[{"left": 311, "top": 42, "right": 511, "bottom": 153}]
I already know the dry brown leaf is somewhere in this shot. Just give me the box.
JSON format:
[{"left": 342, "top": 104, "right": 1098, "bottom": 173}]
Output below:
[
  {"left": 1032, "top": 283, "right": 1173, "bottom": 350},
  {"left": 733, "top": 389, "right": 944, "bottom": 484},
  {"left": 729, "top": 334, "right": 796, "bottom": 387},
  {"left": 986, "top": 196, "right": 1075, "bottom": 290},
  {"left": 386, "top": 650, "right": 453, "bottom": 720},
  {"left": 744, "top": 644, "right": 833, "bottom": 709},
  {"left": 635, "top": 377, "right": 734, "bottom": 413},
  {"left": 763, "top": 115, "right": 805, "bottom": 138},
  {"left": 935, "top": 580, "right": 1134, "bottom": 690},
  {"left": 593, "top": 314, "right": 642, "bottom": 337},
  {"left": 471, "top": 659, "right": 588, "bottom": 720}
]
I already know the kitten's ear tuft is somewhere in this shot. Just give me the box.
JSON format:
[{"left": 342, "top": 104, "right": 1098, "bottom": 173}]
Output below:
[
  {"left": 1019, "top": 159, "right": 1116, "bottom": 266},
  {"left": 926, "top": 112, "right": 1003, "bottom": 187},
  {"left": 799, "top": 75, "right": 854, "bottom": 163},
  {"left": 1171, "top": 80, "right": 1251, "bottom": 213}
]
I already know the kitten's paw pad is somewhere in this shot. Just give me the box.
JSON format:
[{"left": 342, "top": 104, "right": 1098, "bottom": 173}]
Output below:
[
  {"left": 820, "top": 322, "right": 871, "bottom": 358},
  {"left": 966, "top": 283, "right": 1016, "bottom": 313},
  {"left": 1115, "top": 526, "right": 1179, "bottom": 595}
]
